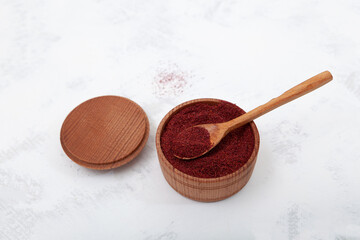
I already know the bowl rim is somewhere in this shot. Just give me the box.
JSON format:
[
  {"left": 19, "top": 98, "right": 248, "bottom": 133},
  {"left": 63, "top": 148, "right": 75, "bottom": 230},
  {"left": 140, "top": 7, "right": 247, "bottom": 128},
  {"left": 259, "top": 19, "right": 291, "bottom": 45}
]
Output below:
[{"left": 155, "top": 98, "right": 260, "bottom": 184}]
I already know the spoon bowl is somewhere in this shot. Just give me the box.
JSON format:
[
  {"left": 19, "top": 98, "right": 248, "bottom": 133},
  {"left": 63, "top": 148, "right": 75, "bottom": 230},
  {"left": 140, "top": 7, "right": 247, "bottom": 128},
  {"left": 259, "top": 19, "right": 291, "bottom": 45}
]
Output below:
[{"left": 173, "top": 123, "right": 226, "bottom": 159}]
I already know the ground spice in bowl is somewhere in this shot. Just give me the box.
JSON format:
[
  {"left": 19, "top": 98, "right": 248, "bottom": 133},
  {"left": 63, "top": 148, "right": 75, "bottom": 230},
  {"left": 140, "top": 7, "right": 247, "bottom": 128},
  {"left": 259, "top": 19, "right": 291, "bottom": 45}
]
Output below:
[{"left": 160, "top": 100, "right": 255, "bottom": 178}]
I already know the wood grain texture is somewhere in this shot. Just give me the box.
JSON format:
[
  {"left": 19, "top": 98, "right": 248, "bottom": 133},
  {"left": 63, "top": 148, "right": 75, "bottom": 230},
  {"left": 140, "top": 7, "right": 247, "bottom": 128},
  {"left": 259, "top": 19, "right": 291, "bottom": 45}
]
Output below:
[
  {"left": 61, "top": 95, "right": 149, "bottom": 170},
  {"left": 156, "top": 98, "right": 260, "bottom": 202}
]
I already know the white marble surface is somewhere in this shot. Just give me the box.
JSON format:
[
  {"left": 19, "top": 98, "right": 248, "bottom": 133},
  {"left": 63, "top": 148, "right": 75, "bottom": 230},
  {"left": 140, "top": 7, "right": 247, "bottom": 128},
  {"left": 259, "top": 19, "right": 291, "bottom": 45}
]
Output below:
[{"left": 1, "top": 0, "right": 360, "bottom": 239}]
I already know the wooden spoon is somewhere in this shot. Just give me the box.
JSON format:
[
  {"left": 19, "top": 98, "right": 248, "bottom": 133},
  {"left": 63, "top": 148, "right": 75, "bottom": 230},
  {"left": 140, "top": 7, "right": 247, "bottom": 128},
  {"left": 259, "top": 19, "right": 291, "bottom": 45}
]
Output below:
[{"left": 174, "top": 71, "right": 333, "bottom": 160}]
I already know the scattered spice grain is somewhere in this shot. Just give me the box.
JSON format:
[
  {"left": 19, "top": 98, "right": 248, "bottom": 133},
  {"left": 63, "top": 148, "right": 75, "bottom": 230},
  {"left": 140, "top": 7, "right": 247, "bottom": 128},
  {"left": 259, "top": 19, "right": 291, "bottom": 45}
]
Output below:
[{"left": 153, "top": 67, "right": 188, "bottom": 97}]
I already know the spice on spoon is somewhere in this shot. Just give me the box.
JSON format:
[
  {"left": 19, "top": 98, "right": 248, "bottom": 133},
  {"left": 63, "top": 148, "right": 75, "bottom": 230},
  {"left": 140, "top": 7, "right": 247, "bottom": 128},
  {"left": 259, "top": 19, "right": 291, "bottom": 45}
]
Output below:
[
  {"left": 172, "top": 127, "right": 211, "bottom": 159},
  {"left": 160, "top": 101, "right": 255, "bottom": 178}
]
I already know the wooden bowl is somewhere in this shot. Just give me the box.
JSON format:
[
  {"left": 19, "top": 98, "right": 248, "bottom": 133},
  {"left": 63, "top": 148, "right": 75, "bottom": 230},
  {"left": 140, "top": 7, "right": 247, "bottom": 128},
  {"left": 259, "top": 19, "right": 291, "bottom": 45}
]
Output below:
[{"left": 155, "top": 98, "right": 260, "bottom": 202}]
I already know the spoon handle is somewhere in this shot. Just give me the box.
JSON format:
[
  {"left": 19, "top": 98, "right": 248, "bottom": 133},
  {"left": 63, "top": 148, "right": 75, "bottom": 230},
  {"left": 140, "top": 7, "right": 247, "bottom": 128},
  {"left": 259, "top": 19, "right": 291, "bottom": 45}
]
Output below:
[{"left": 224, "top": 71, "right": 333, "bottom": 132}]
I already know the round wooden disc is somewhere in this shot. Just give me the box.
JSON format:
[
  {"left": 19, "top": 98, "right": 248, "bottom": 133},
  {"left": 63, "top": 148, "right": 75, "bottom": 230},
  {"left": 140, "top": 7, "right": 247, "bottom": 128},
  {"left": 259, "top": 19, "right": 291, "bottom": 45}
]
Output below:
[{"left": 60, "top": 96, "right": 149, "bottom": 170}]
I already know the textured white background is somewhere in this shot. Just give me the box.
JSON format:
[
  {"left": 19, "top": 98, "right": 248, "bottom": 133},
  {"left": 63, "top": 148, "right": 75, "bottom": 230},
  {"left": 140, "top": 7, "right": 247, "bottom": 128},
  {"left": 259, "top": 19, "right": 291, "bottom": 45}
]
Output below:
[{"left": 1, "top": 0, "right": 360, "bottom": 239}]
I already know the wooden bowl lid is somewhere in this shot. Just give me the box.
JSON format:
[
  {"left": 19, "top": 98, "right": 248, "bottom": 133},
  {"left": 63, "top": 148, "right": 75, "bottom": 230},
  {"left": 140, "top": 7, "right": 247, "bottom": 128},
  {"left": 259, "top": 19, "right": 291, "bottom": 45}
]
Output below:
[{"left": 60, "top": 96, "right": 149, "bottom": 170}]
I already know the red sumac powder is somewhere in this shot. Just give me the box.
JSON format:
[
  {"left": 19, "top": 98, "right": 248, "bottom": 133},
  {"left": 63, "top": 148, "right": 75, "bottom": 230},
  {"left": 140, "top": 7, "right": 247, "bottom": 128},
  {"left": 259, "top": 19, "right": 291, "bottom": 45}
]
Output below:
[
  {"left": 160, "top": 101, "right": 255, "bottom": 178},
  {"left": 172, "top": 127, "right": 211, "bottom": 159}
]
